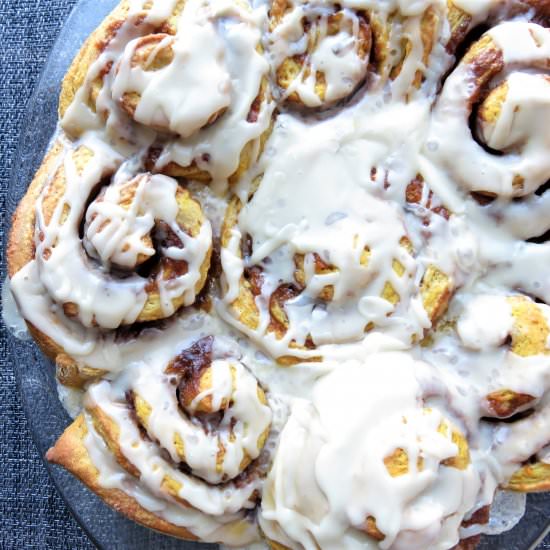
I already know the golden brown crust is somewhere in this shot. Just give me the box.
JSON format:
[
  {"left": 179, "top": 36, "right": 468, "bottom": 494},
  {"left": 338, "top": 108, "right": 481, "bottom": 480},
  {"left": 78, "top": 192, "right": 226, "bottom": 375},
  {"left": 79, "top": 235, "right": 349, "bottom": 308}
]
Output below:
[
  {"left": 505, "top": 461, "right": 550, "bottom": 492},
  {"left": 55, "top": 354, "right": 106, "bottom": 388},
  {"left": 46, "top": 415, "right": 199, "bottom": 541},
  {"left": 8, "top": 141, "right": 72, "bottom": 365},
  {"left": 420, "top": 265, "right": 453, "bottom": 324},
  {"left": 446, "top": 0, "right": 472, "bottom": 53},
  {"left": 508, "top": 296, "right": 550, "bottom": 357},
  {"left": 59, "top": 1, "right": 131, "bottom": 120},
  {"left": 361, "top": 515, "right": 386, "bottom": 541},
  {"left": 8, "top": 141, "right": 64, "bottom": 278},
  {"left": 267, "top": 540, "right": 292, "bottom": 550}
]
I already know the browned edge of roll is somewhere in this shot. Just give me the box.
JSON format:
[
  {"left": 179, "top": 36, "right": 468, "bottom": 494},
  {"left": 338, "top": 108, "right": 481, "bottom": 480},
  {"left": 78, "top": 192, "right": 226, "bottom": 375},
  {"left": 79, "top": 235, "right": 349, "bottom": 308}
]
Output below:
[{"left": 46, "top": 414, "right": 199, "bottom": 541}]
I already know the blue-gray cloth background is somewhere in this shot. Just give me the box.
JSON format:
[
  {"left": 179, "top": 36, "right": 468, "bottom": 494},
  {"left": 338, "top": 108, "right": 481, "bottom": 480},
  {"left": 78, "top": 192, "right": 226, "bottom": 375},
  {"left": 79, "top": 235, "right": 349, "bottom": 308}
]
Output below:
[
  {"left": 0, "top": 1, "right": 548, "bottom": 549},
  {"left": 0, "top": 0, "right": 91, "bottom": 547}
]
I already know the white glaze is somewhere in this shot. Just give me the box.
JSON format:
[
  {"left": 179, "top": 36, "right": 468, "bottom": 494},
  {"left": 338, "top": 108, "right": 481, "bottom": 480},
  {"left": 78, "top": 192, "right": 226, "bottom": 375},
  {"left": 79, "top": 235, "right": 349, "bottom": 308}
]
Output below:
[
  {"left": 260, "top": 354, "right": 482, "bottom": 550},
  {"left": 30, "top": 137, "right": 212, "bottom": 329},
  {"left": 1, "top": 276, "right": 31, "bottom": 341},
  {"left": 268, "top": 2, "right": 369, "bottom": 106}
]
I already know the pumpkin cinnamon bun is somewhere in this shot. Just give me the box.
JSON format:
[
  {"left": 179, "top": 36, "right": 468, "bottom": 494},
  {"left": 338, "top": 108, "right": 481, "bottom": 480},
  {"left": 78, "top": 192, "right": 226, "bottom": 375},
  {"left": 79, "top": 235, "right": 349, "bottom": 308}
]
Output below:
[
  {"left": 268, "top": 0, "right": 373, "bottom": 107},
  {"left": 8, "top": 136, "right": 212, "bottom": 385},
  {"left": 47, "top": 335, "right": 274, "bottom": 545},
  {"left": 219, "top": 121, "right": 455, "bottom": 364},
  {"left": 426, "top": 293, "right": 550, "bottom": 495},
  {"left": 260, "top": 354, "right": 482, "bottom": 550},
  {"left": 60, "top": 0, "right": 274, "bottom": 185},
  {"left": 427, "top": 21, "right": 550, "bottom": 200},
  {"left": 220, "top": 177, "right": 446, "bottom": 364}
]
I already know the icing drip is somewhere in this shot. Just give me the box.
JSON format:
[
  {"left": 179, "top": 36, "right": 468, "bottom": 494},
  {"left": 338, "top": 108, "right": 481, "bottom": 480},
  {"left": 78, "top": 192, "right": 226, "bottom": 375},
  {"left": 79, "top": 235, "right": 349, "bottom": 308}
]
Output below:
[
  {"left": 33, "top": 139, "right": 212, "bottom": 328},
  {"left": 456, "top": 295, "right": 514, "bottom": 351},
  {"left": 111, "top": 25, "right": 231, "bottom": 138},
  {"left": 260, "top": 354, "right": 481, "bottom": 550},
  {"left": 130, "top": 353, "right": 272, "bottom": 484},
  {"left": 2, "top": 277, "right": 31, "bottom": 341}
]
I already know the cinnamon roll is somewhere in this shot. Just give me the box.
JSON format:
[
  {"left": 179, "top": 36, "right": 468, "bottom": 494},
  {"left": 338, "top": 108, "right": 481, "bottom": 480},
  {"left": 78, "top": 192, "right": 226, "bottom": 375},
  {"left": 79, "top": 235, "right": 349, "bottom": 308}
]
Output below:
[
  {"left": 7, "top": 0, "right": 550, "bottom": 547},
  {"left": 47, "top": 336, "right": 273, "bottom": 545},
  {"left": 268, "top": 0, "right": 373, "bottom": 107},
  {"left": 220, "top": 180, "right": 439, "bottom": 363},
  {"left": 220, "top": 144, "right": 455, "bottom": 364},
  {"left": 259, "top": 354, "right": 481, "bottom": 550},
  {"left": 427, "top": 21, "right": 550, "bottom": 200},
  {"left": 60, "top": 0, "right": 273, "bottom": 185},
  {"left": 429, "top": 293, "right": 550, "bottom": 494},
  {"left": 9, "top": 136, "right": 212, "bottom": 384}
]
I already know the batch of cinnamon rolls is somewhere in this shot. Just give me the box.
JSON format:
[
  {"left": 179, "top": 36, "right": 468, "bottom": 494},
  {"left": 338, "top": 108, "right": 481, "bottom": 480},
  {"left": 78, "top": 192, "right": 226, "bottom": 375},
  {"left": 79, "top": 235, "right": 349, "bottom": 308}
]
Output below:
[{"left": 7, "top": 0, "right": 550, "bottom": 548}]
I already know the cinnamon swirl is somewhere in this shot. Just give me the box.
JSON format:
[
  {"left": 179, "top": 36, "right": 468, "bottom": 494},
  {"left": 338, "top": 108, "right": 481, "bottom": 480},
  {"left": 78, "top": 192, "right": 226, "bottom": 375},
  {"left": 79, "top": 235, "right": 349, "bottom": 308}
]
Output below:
[
  {"left": 60, "top": 0, "right": 273, "bottom": 185},
  {"left": 47, "top": 336, "right": 274, "bottom": 545}
]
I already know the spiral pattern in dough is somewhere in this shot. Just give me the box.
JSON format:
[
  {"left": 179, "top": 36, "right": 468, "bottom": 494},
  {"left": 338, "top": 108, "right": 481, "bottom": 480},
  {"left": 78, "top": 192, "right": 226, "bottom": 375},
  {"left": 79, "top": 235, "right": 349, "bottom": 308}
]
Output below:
[
  {"left": 428, "top": 22, "right": 550, "bottom": 199},
  {"left": 48, "top": 336, "right": 272, "bottom": 545},
  {"left": 60, "top": 0, "right": 273, "bottom": 184},
  {"left": 35, "top": 141, "right": 212, "bottom": 329}
]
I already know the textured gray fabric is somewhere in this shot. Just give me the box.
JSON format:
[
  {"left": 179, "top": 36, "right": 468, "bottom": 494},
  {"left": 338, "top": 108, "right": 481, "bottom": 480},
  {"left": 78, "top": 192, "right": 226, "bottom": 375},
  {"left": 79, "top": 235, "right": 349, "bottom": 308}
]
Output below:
[{"left": 0, "top": 1, "right": 92, "bottom": 548}]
